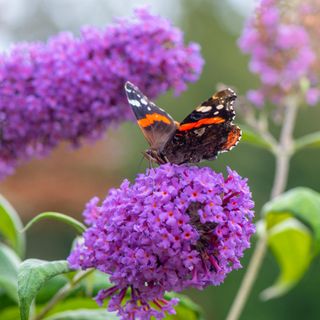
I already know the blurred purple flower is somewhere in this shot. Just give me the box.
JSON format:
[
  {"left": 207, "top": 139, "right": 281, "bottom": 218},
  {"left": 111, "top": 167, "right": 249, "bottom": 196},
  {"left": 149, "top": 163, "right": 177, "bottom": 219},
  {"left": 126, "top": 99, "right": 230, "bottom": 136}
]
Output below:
[
  {"left": 239, "top": 0, "right": 320, "bottom": 108},
  {"left": 68, "top": 164, "right": 255, "bottom": 320},
  {"left": 0, "top": 8, "right": 204, "bottom": 179},
  {"left": 306, "top": 88, "right": 320, "bottom": 106},
  {"left": 247, "top": 89, "right": 265, "bottom": 108}
]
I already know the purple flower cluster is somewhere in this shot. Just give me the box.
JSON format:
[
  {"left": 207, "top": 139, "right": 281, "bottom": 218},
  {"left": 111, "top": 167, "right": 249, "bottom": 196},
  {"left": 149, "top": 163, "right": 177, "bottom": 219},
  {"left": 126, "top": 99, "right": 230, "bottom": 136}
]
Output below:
[
  {"left": 239, "top": 0, "right": 320, "bottom": 107},
  {"left": 68, "top": 164, "right": 255, "bottom": 320},
  {"left": 0, "top": 8, "right": 204, "bottom": 179}
]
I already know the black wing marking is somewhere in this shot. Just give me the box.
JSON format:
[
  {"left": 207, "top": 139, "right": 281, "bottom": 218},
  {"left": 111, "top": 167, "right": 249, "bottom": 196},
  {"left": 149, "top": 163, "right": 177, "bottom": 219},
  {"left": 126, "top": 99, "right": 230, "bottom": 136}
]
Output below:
[{"left": 179, "top": 88, "right": 237, "bottom": 126}]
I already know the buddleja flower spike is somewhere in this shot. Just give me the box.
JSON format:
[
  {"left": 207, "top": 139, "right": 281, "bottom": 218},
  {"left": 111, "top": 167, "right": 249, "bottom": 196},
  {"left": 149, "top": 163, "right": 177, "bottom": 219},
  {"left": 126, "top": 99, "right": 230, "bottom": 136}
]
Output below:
[
  {"left": 0, "top": 8, "right": 203, "bottom": 179},
  {"left": 68, "top": 164, "right": 255, "bottom": 319}
]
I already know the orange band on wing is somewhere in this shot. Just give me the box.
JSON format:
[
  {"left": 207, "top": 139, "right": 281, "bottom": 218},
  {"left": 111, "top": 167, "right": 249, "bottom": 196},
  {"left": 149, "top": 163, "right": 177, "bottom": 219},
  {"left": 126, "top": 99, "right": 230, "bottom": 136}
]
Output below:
[
  {"left": 178, "top": 117, "right": 225, "bottom": 131},
  {"left": 137, "top": 113, "right": 171, "bottom": 128}
]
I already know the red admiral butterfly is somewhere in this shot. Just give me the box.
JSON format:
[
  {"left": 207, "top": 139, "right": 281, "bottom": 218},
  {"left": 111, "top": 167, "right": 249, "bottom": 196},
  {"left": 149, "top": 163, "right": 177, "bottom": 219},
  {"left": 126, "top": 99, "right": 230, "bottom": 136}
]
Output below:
[{"left": 125, "top": 81, "right": 241, "bottom": 165}]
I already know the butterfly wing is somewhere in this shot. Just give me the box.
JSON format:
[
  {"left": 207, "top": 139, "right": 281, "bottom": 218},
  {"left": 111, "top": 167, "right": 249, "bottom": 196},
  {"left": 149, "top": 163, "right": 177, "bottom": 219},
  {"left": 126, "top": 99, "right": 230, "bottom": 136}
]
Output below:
[
  {"left": 162, "top": 88, "right": 241, "bottom": 164},
  {"left": 179, "top": 88, "right": 237, "bottom": 129},
  {"left": 125, "top": 81, "right": 177, "bottom": 150}
]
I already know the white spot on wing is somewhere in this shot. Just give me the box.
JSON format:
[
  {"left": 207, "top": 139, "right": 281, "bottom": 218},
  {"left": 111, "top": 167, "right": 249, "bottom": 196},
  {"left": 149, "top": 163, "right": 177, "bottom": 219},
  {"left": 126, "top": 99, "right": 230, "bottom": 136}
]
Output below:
[
  {"left": 147, "top": 106, "right": 151, "bottom": 111},
  {"left": 227, "top": 102, "right": 235, "bottom": 111},
  {"left": 216, "top": 104, "right": 224, "bottom": 110},
  {"left": 129, "top": 99, "right": 141, "bottom": 107},
  {"left": 214, "top": 111, "right": 219, "bottom": 115},
  {"left": 196, "top": 105, "right": 212, "bottom": 113},
  {"left": 194, "top": 127, "right": 206, "bottom": 136},
  {"left": 140, "top": 98, "right": 148, "bottom": 105}
]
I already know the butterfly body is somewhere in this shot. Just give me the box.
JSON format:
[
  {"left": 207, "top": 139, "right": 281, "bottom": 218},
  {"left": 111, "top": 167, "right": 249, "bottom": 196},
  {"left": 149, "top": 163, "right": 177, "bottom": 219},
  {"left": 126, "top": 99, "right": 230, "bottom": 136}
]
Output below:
[{"left": 125, "top": 82, "right": 241, "bottom": 165}]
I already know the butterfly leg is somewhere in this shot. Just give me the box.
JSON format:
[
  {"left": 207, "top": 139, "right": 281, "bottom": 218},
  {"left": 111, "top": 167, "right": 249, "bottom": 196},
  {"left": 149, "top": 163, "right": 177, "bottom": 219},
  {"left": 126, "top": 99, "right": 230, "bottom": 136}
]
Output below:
[{"left": 149, "top": 157, "right": 154, "bottom": 169}]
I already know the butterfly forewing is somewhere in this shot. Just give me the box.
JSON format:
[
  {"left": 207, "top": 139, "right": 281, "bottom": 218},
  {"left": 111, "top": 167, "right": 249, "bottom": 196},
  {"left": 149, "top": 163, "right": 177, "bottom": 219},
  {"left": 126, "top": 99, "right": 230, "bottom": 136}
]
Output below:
[
  {"left": 162, "top": 88, "right": 241, "bottom": 164},
  {"left": 179, "top": 88, "right": 237, "bottom": 128},
  {"left": 125, "top": 81, "right": 177, "bottom": 150}
]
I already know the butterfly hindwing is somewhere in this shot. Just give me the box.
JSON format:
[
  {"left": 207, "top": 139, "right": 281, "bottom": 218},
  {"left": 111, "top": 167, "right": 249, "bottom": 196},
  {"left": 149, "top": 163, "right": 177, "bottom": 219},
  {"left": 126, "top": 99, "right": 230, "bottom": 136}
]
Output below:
[
  {"left": 219, "top": 125, "right": 242, "bottom": 153},
  {"left": 125, "top": 81, "right": 177, "bottom": 150}
]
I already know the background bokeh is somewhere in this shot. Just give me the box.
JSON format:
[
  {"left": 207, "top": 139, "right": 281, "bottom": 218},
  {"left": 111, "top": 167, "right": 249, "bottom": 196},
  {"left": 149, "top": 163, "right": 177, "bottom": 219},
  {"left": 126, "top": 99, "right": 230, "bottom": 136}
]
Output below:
[{"left": 1, "top": 0, "right": 320, "bottom": 319}]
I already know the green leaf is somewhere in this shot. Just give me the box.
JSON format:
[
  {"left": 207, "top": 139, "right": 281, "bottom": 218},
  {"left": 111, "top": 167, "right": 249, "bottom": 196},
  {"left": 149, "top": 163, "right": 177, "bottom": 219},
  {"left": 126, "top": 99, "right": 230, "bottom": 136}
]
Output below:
[
  {"left": 43, "top": 309, "right": 118, "bottom": 320},
  {"left": 0, "top": 243, "right": 21, "bottom": 302},
  {"left": 165, "top": 292, "right": 204, "bottom": 320},
  {"left": 23, "top": 212, "right": 86, "bottom": 235},
  {"left": 295, "top": 131, "right": 320, "bottom": 152},
  {"left": 0, "top": 194, "right": 25, "bottom": 257},
  {"left": 240, "top": 125, "right": 274, "bottom": 152},
  {"left": 36, "top": 275, "right": 68, "bottom": 304},
  {"left": 41, "top": 297, "right": 101, "bottom": 315},
  {"left": 261, "top": 187, "right": 320, "bottom": 299},
  {"left": 0, "top": 305, "right": 20, "bottom": 320},
  {"left": 18, "top": 259, "right": 70, "bottom": 320},
  {"left": 260, "top": 218, "right": 312, "bottom": 300},
  {"left": 0, "top": 289, "right": 17, "bottom": 310},
  {"left": 46, "top": 293, "right": 204, "bottom": 320},
  {"left": 35, "top": 297, "right": 111, "bottom": 319},
  {"left": 263, "top": 187, "right": 320, "bottom": 252}
]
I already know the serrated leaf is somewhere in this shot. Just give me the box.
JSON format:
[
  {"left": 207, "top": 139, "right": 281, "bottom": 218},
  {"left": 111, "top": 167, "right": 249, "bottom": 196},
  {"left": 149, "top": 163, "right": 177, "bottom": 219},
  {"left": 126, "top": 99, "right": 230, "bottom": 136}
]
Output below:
[
  {"left": 23, "top": 212, "right": 86, "bottom": 234},
  {"left": 18, "top": 259, "right": 70, "bottom": 320},
  {"left": 261, "top": 187, "right": 320, "bottom": 299},
  {"left": 0, "top": 194, "right": 25, "bottom": 257},
  {"left": 0, "top": 243, "right": 21, "bottom": 302},
  {"left": 43, "top": 309, "right": 118, "bottom": 320},
  {"left": 240, "top": 125, "right": 274, "bottom": 151},
  {"left": 261, "top": 218, "right": 312, "bottom": 300},
  {"left": 295, "top": 131, "right": 320, "bottom": 151}
]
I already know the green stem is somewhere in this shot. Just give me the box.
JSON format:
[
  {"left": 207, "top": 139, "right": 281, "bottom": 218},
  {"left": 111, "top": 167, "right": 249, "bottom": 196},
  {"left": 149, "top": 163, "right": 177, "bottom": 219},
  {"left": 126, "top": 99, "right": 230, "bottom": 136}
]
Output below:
[
  {"left": 226, "top": 100, "right": 298, "bottom": 320},
  {"left": 34, "top": 269, "right": 94, "bottom": 320},
  {"left": 270, "top": 100, "right": 297, "bottom": 198}
]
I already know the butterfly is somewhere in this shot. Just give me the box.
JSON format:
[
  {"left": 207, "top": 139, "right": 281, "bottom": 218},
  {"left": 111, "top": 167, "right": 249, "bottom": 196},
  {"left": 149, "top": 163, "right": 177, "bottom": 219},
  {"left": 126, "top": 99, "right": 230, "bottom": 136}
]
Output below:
[{"left": 125, "top": 81, "right": 241, "bottom": 165}]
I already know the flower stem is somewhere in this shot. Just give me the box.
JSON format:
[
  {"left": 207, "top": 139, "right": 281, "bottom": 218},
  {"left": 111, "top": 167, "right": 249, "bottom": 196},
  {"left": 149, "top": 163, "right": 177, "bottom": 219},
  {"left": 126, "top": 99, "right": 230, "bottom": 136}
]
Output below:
[
  {"left": 271, "top": 100, "right": 298, "bottom": 198},
  {"left": 226, "top": 100, "right": 298, "bottom": 320},
  {"left": 34, "top": 269, "right": 94, "bottom": 320}
]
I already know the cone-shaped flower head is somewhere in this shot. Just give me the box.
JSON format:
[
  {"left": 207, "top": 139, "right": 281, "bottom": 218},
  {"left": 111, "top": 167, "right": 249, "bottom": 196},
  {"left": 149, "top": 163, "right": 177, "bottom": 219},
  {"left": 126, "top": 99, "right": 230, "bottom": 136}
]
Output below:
[{"left": 68, "top": 164, "right": 255, "bottom": 319}]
